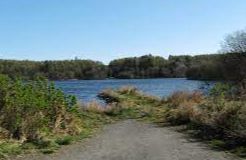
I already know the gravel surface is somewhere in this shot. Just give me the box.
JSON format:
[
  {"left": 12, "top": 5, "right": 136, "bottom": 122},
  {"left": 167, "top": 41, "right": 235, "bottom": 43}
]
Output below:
[{"left": 14, "top": 120, "right": 238, "bottom": 160}]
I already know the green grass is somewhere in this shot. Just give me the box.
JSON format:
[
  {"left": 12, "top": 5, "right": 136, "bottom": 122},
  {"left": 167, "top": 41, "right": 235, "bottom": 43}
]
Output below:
[
  {"left": 0, "top": 107, "right": 114, "bottom": 159},
  {"left": 209, "top": 140, "right": 227, "bottom": 149},
  {"left": 55, "top": 136, "right": 73, "bottom": 145},
  {"left": 98, "top": 87, "right": 168, "bottom": 123},
  {"left": 232, "top": 147, "right": 246, "bottom": 158},
  {"left": 40, "top": 148, "right": 56, "bottom": 154},
  {"left": 0, "top": 142, "right": 22, "bottom": 159}
]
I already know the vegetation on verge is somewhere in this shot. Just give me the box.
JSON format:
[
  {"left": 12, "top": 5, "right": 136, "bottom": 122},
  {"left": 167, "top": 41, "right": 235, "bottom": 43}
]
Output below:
[
  {"left": 1, "top": 82, "right": 245, "bottom": 158},
  {"left": 0, "top": 75, "right": 112, "bottom": 159},
  {"left": 98, "top": 85, "right": 246, "bottom": 158}
]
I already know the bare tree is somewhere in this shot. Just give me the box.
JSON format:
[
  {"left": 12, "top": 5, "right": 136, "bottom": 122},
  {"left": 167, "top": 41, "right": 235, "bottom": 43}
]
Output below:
[{"left": 221, "top": 29, "right": 246, "bottom": 53}]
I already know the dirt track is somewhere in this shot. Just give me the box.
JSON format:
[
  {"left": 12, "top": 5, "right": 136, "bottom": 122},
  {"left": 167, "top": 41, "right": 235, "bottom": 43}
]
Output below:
[{"left": 14, "top": 120, "right": 238, "bottom": 160}]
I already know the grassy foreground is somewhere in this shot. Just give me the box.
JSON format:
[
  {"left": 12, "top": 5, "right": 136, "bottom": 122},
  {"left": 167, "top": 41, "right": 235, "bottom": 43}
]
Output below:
[
  {"left": 0, "top": 75, "right": 113, "bottom": 159},
  {"left": 98, "top": 85, "right": 246, "bottom": 158},
  {"left": 0, "top": 75, "right": 245, "bottom": 159}
]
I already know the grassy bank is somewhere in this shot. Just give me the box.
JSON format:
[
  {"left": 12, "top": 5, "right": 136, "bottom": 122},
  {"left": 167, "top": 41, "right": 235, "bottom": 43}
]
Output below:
[
  {"left": 0, "top": 75, "right": 113, "bottom": 159},
  {"left": 98, "top": 85, "right": 246, "bottom": 158},
  {"left": 1, "top": 75, "right": 245, "bottom": 159}
]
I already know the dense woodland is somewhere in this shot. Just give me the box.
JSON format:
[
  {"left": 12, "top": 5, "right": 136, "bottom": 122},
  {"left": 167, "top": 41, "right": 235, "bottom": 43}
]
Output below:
[
  {"left": 0, "top": 29, "right": 245, "bottom": 82},
  {"left": 108, "top": 54, "right": 223, "bottom": 79},
  {"left": 0, "top": 60, "right": 107, "bottom": 80},
  {"left": 0, "top": 53, "right": 245, "bottom": 82}
]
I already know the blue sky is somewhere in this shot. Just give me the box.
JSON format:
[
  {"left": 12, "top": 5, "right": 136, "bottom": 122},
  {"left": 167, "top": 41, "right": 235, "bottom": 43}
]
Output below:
[{"left": 0, "top": 0, "right": 245, "bottom": 63}]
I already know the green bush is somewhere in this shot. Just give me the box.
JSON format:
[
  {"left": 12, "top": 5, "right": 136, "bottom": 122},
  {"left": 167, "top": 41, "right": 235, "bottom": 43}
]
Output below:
[
  {"left": 55, "top": 136, "right": 73, "bottom": 145},
  {"left": 232, "top": 147, "right": 246, "bottom": 157},
  {"left": 0, "top": 75, "right": 81, "bottom": 142},
  {"left": 210, "top": 140, "right": 227, "bottom": 149},
  {"left": 209, "top": 83, "right": 237, "bottom": 99},
  {"left": 0, "top": 142, "right": 22, "bottom": 158}
]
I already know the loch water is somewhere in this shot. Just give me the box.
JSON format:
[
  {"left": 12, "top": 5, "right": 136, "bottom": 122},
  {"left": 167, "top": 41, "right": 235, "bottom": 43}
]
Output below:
[{"left": 55, "top": 78, "right": 215, "bottom": 103}]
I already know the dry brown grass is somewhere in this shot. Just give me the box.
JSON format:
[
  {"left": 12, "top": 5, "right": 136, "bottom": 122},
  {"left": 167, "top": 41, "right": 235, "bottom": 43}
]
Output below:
[
  {"left": 166, "top": 91, "right": 204, "bottom": 108},
  {"left": 84, "top": 101, "right": 114, "bottom": 113},
  {"left": 118, "top": 86, "right": 138, "bottom": 94},
  {"left": 166, "top": 101, "right": 199, "bottom": 125},
  {"left": 194, "top": 100, "right": 246, "bottom": 138},
  {"left": 165, "top": 90, "right": 246, "bottom": 142},
  {"left": 165, "top": 91, "right": 204, "bottom": 124},
  {"left": 97, "top": 89, "right": 120, "bottom": 103}
]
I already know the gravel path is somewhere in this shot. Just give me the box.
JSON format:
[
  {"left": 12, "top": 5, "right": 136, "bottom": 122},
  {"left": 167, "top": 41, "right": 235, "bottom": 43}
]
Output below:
[{"left": 14, "top": 120, "right": 238, "bottom": 160}]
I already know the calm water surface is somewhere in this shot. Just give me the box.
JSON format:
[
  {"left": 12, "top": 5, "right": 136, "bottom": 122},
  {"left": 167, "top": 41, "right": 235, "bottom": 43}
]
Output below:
[{"left": 55, "top": 78, "right": 215, "bottom": 103}]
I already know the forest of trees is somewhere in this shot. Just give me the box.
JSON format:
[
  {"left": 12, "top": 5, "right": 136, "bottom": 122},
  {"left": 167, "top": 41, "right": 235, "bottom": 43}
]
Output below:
[
  {"left": 108, "top": 54, "right": 199, "bottom": 78},
  {"left": 186, "top": 28, "right": 246, "bottom": 82},
  {"left": 0, "top": 29, "right": 245, "bottom": 81},
  {"left": 108, "top": 55, "right": 169, "bottom": 78},
  {"left": 0, "top": 60, "right": 107, "bottom": 80},
  {"left": 0, "top": 54, "right": 219, "bottom": 80},
  {"left": 0, "top": 53, "right": 245, "bottom": 81},
  {"left": 110, "top": 53, "right": 245, "bottom": 82}
]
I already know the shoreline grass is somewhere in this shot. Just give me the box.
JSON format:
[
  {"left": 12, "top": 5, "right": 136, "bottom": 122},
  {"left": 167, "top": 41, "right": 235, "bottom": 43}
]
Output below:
[
  {"left": 98, "top": 85, "right": 246, "bottom": 158},
  {"left": 1, "top": 82, "right": 245, "bottom": 159},
  {"left": 0, "top": 105, "right": 114, "bottom": 159},
  {"left": 0, "top": 75, "right": 115, "bottom": 159}
]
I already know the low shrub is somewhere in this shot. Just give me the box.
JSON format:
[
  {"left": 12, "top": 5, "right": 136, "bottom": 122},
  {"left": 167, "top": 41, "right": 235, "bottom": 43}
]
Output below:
[
  {"left": 165, "top": 102, "right": 198, "bottom": 125},
  {"left": 0, "top": 142, "right": 22, "bottom": 159},
  {"left": 166, "top": 91, "right": 203, "bottom": 108},
  {"left": 55, "top": 136, "right": 73, "bottom": 145},
  {"left": 0, "top": 75, "right": 120, "bottom": 158},
  {"left": 210, "top": 139, "right": 227, "bottom": 149},
  {"left": 164, "top": 86, "right": 246, "bottom": 156},
  {"left": 164, "top": 91, "right": 203, "bottom": 125},
  {"left": 210, "top": 83, "right": 232, "bottom": 98},
  {"left": 0, "top": 75, "right": 84, "bottom": 154},
  {"left": 195, "top": 100, "right": 246, "bottom": 140},
  {"left": 232, "top": 147, "right": 246, "bottom": 157}
]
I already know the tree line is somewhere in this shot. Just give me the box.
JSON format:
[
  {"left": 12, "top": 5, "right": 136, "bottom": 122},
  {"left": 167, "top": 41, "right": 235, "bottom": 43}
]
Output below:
[
  {"left": 0, "top": 59, "right": 107, "bottom": 80},
  {"left": 0, "top": 52, "right": 245, "bottom": 81},
  {"left": 109, "top": 29, "right": 246, "bottom": 81},
  {"left": 0, "top": 29, "right": 245, "bottom": 81},
  {"left": 0, "top": 54, "right": 216, "bottom": 80},
  {"left": 108, "top": 54, "right": 222, "bottom": 79}
]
